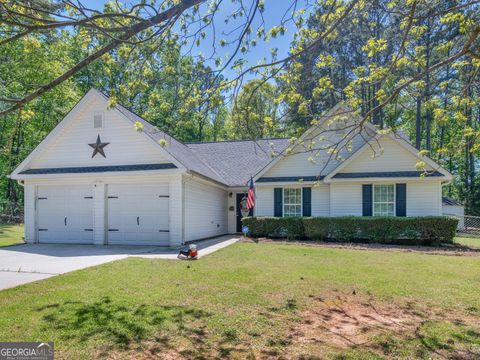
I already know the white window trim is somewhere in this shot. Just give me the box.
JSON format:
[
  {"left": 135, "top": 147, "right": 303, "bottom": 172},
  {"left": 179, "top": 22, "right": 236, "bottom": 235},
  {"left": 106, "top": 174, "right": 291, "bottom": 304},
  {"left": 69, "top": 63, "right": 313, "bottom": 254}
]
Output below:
[
  {"left": 283, "top": 187, "right": 302, "bottom": 217},
  {"left": 372, "top": 184, "right": 396, "bottom": 217}
]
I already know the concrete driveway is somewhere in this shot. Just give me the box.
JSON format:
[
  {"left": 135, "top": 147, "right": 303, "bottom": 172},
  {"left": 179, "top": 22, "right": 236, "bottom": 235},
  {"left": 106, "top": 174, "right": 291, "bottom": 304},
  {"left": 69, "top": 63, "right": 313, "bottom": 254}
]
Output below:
[{"left": 0, "top": 235, "right": 239, "bottom": 290}]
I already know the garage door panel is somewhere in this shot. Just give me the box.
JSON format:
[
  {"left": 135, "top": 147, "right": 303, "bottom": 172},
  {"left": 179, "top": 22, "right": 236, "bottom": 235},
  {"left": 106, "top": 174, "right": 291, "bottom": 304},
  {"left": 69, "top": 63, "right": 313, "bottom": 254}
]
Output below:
[
  {"left": 108, "top": 184, "right": 168, "bottom": 196},
  {"left": 37, "top": 228, "right": 93, "bottom": 244},
  {"left": 37, "top": 185, "right": 93, "bottom": 244},
  {"left": 39, "top": 231, "right": 68, "bottom": 243},
  {"left": 135, "top": 231, "right": 169, "bottom": 242},
  {"left": 107, "top": 231, "right": 169, "bottom": 244},
  {"left": 107, "top": 184, "right": 170, "bottom": 246}
]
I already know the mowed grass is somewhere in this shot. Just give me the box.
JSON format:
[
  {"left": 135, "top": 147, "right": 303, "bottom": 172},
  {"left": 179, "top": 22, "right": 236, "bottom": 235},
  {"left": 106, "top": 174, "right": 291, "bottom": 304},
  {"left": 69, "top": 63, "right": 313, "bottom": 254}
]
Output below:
[
  {"left": 0, "top": 223, "right": 24, "bottom": 247},
  {"left": 0, "top": 242, "right": 479, "bottom": 359},
  {"left": 455, "top": 235, "right": 480, "bottom": 248}
]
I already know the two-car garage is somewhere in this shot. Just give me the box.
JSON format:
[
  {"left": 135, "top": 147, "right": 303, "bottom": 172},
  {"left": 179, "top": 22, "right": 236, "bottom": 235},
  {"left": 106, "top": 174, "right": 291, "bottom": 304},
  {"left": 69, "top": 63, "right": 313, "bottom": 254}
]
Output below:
[{"left": 36, "top": 183, "right": 170, "bottom": 246}]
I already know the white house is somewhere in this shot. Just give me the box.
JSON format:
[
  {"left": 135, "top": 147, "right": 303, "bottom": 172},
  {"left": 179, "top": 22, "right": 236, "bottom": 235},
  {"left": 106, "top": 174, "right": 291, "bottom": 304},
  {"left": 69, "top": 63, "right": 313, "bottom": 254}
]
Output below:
[
  {"left": 442, "top": 197, "right": 465, "bottom": 230},
  {"left": 10, "top": 89, "right": 453, "bottom": 247}
]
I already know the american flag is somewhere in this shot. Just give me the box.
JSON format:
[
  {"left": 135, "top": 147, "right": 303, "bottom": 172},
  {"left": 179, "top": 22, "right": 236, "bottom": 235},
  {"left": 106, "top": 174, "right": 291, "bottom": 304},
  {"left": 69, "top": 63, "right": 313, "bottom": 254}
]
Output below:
[{"left": 246, "top": 176, "right": 255, "bottom": 209}]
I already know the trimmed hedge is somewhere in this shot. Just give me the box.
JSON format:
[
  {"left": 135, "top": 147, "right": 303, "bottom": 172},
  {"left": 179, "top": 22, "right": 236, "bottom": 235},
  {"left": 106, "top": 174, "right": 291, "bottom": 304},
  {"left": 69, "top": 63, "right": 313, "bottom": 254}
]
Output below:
[
  {"left": 241, "top": 216, "right": 304, "bottom": 240},
  {"left": 242, "top": 216, "right": 458, "bottom": 245}
]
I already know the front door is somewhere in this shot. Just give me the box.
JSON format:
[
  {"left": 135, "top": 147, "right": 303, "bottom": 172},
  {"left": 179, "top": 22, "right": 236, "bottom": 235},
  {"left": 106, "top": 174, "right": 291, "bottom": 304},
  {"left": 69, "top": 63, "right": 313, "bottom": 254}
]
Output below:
[{"left": 236, "top": 193, "right": 253, "bottom": 232}]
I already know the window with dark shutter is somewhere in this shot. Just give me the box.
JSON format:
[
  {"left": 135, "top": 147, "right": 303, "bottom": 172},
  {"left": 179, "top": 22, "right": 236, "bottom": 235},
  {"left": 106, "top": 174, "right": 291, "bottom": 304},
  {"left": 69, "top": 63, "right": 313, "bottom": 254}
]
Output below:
[
  {"left": 283, "top": 188, "right": 302, "bottom": 217},
  {"left": 302, "top": 188, "right": 311, "bottom": 216},
  {"left": 373, "top": 184, "right": 395, "bottom": 216},
  {"left": 396, "top": 183, "right": 407, "bottom": 217},
  {"left": 362, "top": 184, "right": 373, "bottom": 216},
  {"left": 274, "top": 188, "right": 283, "bottom": 217}
]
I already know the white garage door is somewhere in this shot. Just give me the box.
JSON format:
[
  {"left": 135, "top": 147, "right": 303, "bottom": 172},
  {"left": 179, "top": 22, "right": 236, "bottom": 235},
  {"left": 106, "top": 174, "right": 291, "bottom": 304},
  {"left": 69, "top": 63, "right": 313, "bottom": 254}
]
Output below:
[
  {"left": 107, "top": 184, "right": 170, "bottom": 246},
  {"left": 37, "top": 185, "right": 94, "bottom": 244}
]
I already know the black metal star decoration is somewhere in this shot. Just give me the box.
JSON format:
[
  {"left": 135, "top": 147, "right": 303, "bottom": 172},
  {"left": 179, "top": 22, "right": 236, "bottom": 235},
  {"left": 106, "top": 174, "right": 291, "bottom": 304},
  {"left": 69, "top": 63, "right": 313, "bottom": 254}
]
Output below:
[{"left": 88, "top": 135, "right": 109, "bottom": 158}]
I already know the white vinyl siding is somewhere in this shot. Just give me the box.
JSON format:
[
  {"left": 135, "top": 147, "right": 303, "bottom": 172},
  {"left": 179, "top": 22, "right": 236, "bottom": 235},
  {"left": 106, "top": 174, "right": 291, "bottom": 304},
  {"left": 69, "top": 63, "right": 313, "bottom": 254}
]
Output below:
[
  {"left": 168, "top": 175, "right": 183, "bottom": 247},
  {"left": 254, "top": 186, "right": 275, "bottom": 217},
  {"left": 330, "top": 183, "right": 363, "bottom": 216},
  {"left": 406, "top": 181, "right": 442, "bottom": 216},
  {"left": 341, "top": 136, "right": 434, "bottom": 173},
  {"left": 29, "top": 99, "right": 169, "bottom": 168},
  {"left": 330, "top": 181, "right": 442, "bottom": 217},
  {"left": 23, "top": 182, "right": 36, "bottom": 243},
  {"left": 373, "top": 184, "right": 395, "bottom": 216},
  {"left": 283, "top": 188, "right": 302, "bottom": 217},
  {"left": 263, "top": 123, "right": 372, "bottom": 178},
  {"left": 184, "top": 177, "right": 227, "bottom": 242},
  {"left": 312, "top": 184, "right": 330, "bottom": 216},
  {"left": 262, "top": 131, "right": 368, "bottom": 177},
  {"left": 442, "top": 205, "right": 465, "bottom": 230}
]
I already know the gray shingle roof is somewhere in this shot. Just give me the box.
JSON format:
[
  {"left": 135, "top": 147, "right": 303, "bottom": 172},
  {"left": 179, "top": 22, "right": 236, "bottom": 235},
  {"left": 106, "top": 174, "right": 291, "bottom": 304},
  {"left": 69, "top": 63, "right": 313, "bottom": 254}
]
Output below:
[
  {"left": 187, "top": 139, "right": 290, "bottom": 186},
  {"left": 442, "top": 196, "right": 463, "bottom": 206}
]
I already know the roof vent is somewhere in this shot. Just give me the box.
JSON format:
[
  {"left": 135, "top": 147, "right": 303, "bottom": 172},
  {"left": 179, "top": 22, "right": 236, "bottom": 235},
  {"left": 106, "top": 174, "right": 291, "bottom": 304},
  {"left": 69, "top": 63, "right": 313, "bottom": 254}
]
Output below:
[{"left": 94, "top": 113, "right": 104, "bottom": 129}]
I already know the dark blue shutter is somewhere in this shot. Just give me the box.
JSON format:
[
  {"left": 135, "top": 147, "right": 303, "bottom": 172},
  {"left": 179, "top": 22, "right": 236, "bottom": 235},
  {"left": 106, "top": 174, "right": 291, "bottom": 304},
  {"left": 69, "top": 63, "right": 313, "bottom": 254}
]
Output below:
[
  {"left": 302, "top": 188, "right": 311, "bottom": 217},
  {"left": 362, "top": 184, "right": 373, "bottom": 216},
  {"left": 274, "top": 188, "right": 283, "bottom": 217},
  {"left": 396, "top": 183, "right": 407, "bottom": 217}
]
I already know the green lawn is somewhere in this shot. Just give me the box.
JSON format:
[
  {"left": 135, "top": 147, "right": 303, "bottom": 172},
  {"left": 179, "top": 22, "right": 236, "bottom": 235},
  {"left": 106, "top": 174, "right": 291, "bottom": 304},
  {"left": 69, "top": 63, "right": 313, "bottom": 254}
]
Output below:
[
  {"left": 0, "top": 223, "right": 24, "bottom": 247},
  {"left": 0, "top": 242, "right": 479, "bottom": 359},
  {"left": 455, "top": 235, "right": 480, "bottom": 248}
]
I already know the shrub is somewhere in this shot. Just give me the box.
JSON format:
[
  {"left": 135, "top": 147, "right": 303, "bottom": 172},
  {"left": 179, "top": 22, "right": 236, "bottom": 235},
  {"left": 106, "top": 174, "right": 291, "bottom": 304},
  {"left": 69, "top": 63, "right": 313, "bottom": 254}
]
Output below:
[
  {"left": 243, "top": 216, "right": 458, "bottom": 245},
  {"left": 242, "top": 217, "right": 304, "bottom": 240}
]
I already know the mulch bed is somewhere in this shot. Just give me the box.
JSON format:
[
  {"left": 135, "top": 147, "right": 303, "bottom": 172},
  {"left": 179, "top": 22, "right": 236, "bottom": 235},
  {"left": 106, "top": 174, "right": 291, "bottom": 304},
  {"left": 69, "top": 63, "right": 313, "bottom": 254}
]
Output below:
[{"left": 240, "top": 237, "right": 480, "bottom": 256}]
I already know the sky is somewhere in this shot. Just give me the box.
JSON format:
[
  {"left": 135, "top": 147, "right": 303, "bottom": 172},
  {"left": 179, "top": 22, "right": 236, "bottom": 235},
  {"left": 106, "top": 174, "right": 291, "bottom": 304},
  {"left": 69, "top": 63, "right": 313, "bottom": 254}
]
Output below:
[{"left": 79, "top": 0, "right": 308, "bottom": 81}]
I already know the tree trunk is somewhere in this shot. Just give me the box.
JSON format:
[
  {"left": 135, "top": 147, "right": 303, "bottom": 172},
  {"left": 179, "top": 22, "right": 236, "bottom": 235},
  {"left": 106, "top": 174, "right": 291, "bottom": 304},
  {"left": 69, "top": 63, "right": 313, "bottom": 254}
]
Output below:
[
  {"left": 415, "top": 96, "right": 422, "bottom": 149},
  {"left": 424, "top": 14, "right": 432, "bottom": 151}
]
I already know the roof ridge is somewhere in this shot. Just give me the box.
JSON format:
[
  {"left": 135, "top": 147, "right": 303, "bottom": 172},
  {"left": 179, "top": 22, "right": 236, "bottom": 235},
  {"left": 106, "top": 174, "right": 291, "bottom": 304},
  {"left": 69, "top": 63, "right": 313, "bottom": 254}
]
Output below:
[{"left": 186, "top": 137, "right": 289, "bottom": 145}]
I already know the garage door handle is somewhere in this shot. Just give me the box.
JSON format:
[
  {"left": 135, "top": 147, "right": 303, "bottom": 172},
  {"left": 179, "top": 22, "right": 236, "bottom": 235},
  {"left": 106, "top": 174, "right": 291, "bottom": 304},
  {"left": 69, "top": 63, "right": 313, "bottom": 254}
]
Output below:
[
  {"left": 137, "top": 216, "right": 139, "bottom": 226},
  {"left": 64, "top": 217, "right": 67, "bottom": 226}
]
